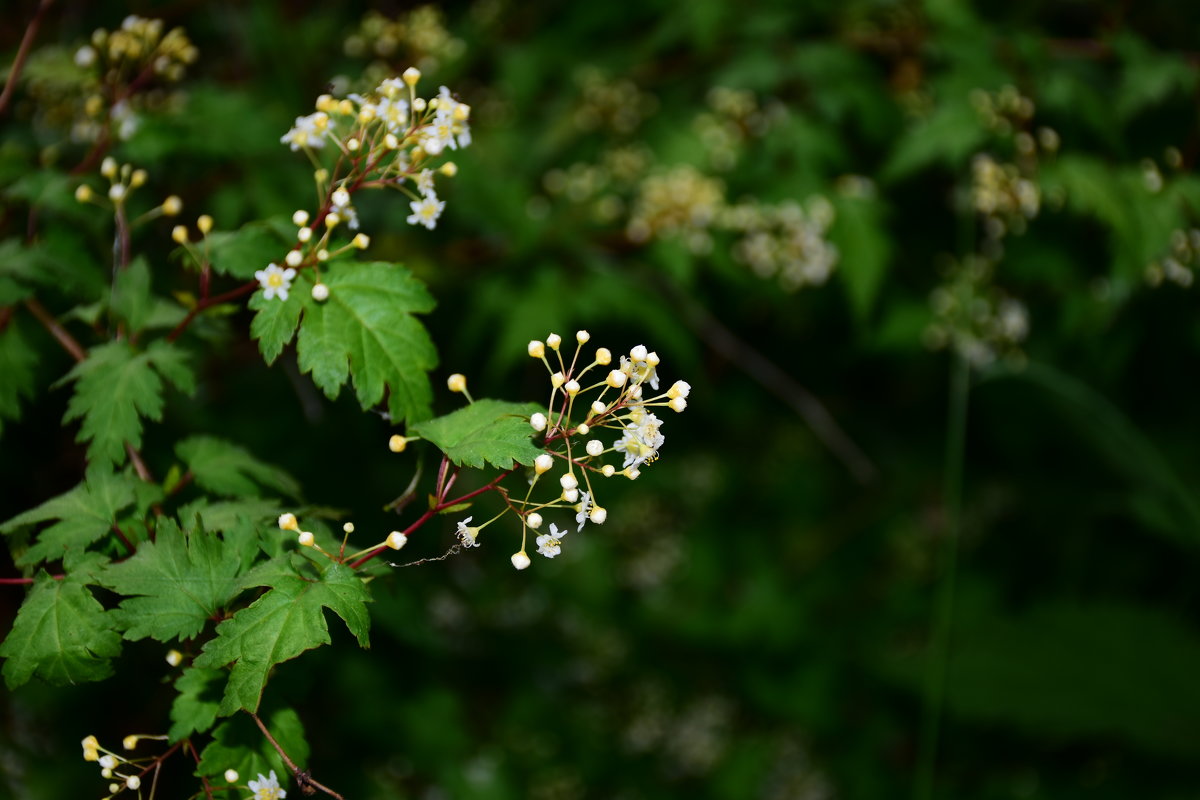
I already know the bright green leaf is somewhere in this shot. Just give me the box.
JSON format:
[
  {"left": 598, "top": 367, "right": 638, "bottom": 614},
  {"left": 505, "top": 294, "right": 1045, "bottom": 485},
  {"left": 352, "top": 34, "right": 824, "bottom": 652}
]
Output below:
[
  {"left": 249, "top": 277, "right": 306, "bottom": 364},
  {"left": 295, "top": 261, "right": 437, "bottom": 424},
  {"left": 194, "top": 562, "right": 370, "bottom": 715},
  {"left": 176, "top": 435, "right": 300, "bottom": 498},
  {"left": 195, "top": 707, "right": 308, "bottom": 781},
  {"left": 412, "top": 399, "right": 546, "bottom": 469},
  {"left": 207, "top": 220, "right": 290, "bottom": 280},
  {"left": 98, "top": 518, "right": 246, "bottom": 642},
  {"left": 111, "top": 256, "right": 154, "bottom": 333},
  {"left": 0, "top": 573, "right": 123, "bottom": 689}
]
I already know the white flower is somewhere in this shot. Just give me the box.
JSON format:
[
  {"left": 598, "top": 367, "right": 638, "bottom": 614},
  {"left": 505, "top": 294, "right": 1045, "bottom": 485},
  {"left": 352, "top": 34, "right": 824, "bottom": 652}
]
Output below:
[
  {"left": 248, "top": 770, "right": 287, "bottom": 800},
  {"left": 536, "top": 523, "right": 567, "bottom": 558},
  {"left": 407, "top": 193, "right": 445, "bottom": 230},
  {"left": 575, "top": 491, "right": 591, "bottom": 531},
  {"left": 254, "top": 264, "right": 297, "bottom": 301},
  {"left": 376, "top": 96, "right": 410, "bottom": 134},
  {"left": 75, "top": 45, "right": 97, "bottom": 68},
  {"left": 668, "top": 380, "right": 691, "bottom": 399},
  {"left": 614, "top": 413, "right": 664, "bottom": 469},
  {"left": 280, "top": 112, "right": 329, "bottom": 151},
  {"left": 416, "top": 169, "right": 436, "bottom": 197},
  {"left": 621, "top": 354, "right": 659, "bottom": 390},
  {"left": 456, "top": 516, "right": 479, "bottom": 547}
]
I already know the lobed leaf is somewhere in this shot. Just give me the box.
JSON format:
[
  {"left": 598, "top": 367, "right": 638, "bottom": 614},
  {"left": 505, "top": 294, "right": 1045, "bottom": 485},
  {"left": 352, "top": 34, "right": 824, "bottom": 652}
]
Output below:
[
  {"left": 412, "top": 399, "right": 547, "bottom": 469},
  {"left": 195, "top": 707, "right": 309, "bottom": 782},
  {"left": 176, "top": 435, "right": 301, "bottom": 498},
  {"left": 169, "top": 666, "right": 225, "bottom": 742}
]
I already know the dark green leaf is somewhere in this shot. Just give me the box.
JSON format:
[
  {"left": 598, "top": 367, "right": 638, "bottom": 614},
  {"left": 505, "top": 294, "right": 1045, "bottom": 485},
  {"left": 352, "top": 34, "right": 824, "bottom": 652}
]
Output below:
[
  {"left": 176, "top": 435, "right": 301, "bottom": 498},
  {"left": 169, "top": 666, "right": 225, "bottom": 742},
  {"left": 412, "top": 399, "right": 546, "bottom": 469}
]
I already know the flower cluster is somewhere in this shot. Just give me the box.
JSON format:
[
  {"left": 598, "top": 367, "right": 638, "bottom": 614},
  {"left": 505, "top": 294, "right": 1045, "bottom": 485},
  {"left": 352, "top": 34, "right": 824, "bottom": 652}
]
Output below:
[
  {"left": 572, "top": 67, "right": 659, "bottom": 134},
  {"left": 452, "top": 333, "right": 691, "bottom": 569},
  {"left": 343, "top": 7, "right": 465, "bottom": 72},
  {"left": 970, "top": 154, "right": 1040, "bottom": 235},
  {"left": 79, "top": 732, "right": 174, "bottom": 797},
  {"left": 925, "top": 256, "right": 1030, "bottom": 366},
  {"left": 626, "top": 165, "right": 725, "bottom": 251},
  {"left": 1145, "top": 227, "right": 1200, "bottom": 289},
  {"left": 693, "top": 86, "right": 783, "bottom": 171},
  {"left": 723, "top": 197, "right": 839, "bottom": 291}
]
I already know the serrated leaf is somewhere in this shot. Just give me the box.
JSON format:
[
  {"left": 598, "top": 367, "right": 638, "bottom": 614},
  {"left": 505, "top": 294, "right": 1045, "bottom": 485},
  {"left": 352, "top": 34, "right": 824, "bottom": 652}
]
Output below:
[
  {"left": 207, "top": 220, "right": 290, "bottom": 280},
  {"left": 177, "top": 498, "right": 283, "bottom": 536},
  {"left": 295, "top": 261, "right": 437, "bottom": 424},
  {"left": 0, "top": 317, "right": 38, "bottom": 438},
  {"left": 59, "top": 340, "right": 195, "bottom": 467},
  {"left": 169, "top": 666, "right": 225, "bottom": 741},
  {"left": 249, "top": 277, "right": 306, "bottom": 364},
  {"left": 194, "top": 562, "right": 370, "bottom": 715},
  {"left": 412, "top": 399, "right": 546, "bottom": 469},
  {"left": 195, "top": 707, "right": 308, "bottom": 782},
  {"left": 176, "top": 435, "right": 300, "bottom": 498},
  {"left": 98, "top": 518, "right": 245, "bottom": 642},
  {"left": 111, "top": 256, "right": 154, "bottom": 333},
  {"left": 1, "top": 467, "right": 140, "bottom": 567},
  {"left": 0, "top": 573, "right": 123, "bottom": 689}
]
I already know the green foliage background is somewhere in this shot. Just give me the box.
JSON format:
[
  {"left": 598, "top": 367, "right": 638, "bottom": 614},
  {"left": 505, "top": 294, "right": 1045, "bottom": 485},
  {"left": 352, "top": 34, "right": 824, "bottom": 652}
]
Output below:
[{"left": 3, "top": 1, "right": 1200, "bottom": 798}]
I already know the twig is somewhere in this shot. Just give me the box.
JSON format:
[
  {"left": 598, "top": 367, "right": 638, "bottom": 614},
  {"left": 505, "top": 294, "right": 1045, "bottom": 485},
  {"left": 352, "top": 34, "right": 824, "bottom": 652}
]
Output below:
[
  {"left": 0, "top": 574, "right": 64, "bottom": 585},
  {"left": 126, "top": 443, "right": 153, "bottom": 481},
  {"left": 166, "top": 280, "right": 257, "bottom": 342},
  {"left": 659, "top": 279, "right": 879, "bottom": 484},
  {"left": 250, "top": 712, "right": 345, "bottom": 800},
  {"left": 0, "top": 0, "right": 55, "bottom": 117},
  {"left": 23, "top": 296, "right": 85, "bottom": 363}
]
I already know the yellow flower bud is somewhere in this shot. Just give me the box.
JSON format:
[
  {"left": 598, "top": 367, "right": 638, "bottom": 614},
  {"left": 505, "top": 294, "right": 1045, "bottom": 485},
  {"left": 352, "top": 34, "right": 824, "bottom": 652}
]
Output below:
[
  {"left": 388, "top": 435, "right": 407, "bottom": 453},
  {"left": 162, "top": 195, "right": 182, "bottom": 216},
  {"left": 171, "top": 225, "right": 188, "bottom": 244},
  {"left": 196, "top": 214, "right": 213, "bottom": 235}
]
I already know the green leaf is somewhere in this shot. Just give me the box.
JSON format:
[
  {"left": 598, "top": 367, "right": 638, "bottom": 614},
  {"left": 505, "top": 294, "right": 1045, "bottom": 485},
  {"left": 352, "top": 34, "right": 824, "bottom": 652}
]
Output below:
[
  {"left": 195, "top": 707, "right": 309, "bottom": 782},
  {"left": 412, "top": 399, "right": 546, "bottom": 469},
  {"left": 111, "top": 256, "right": 154, "bottom": 333},
  {"left": 0, "top": 572, "right": 123, "bottom": 689},
  {"left": 1, "top": 466, "right": 141, "bottom": 567},
  {"left": 249, "top": 278, "right": 306, "bottom": 365},
  {"left": 176, "top": 435, "right": 301, "bottom": 498},
  {"left": 881, "top": 103, "right": 988, "bottom": 183},
  {"left": 194, "top": 562, "right": 370, "bottom": 715},
  {"left": 59, "top": 340, "right": 195, "bottom": 467},
  {"left": 831, "top": 193, "right": 890, "bottom": 322},
  {"left": 207, "top": 220, "right": 290, "bottom": 280},
  {"left": 295, "top": 261, "right": 437, "bottom": 424},
  {"left": 177, "top": 498, "right": 283, "bottom": 536},
  {"left": 0, "top": 317, "right": 38, "bottom": 438},
  {"left": 98, "top": 518, "right": 246, "bottom": 642},
  {"left": 169, "top": 666, "right": 225, "bottom": 742}
]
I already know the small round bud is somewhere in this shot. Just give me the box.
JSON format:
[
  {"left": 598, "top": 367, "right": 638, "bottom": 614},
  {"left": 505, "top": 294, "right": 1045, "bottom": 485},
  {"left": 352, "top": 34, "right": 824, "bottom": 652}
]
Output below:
[
  {"left": 511, "top": 551, "right": 531, "bottom": 570},
  {"left": 332, "top": 188, "right": 351, "bottom": 208},
  {"left": 99, "top": 754, "right": 117, "bottom": 769},
  {"left": 447, "top": 373, "right": 467, "bottom": 393},
  {"left": 348, "top": 137, "right": 361, "bottom": 151},
  {"left": 162, "top": 195, "right": 182, "bottom": 216},
  {"left": 317, "top": 248, "right": 329, "bottom": 261},
  {"left": 453, "top": 104, "right": 471, "bottom": 121},
  {"left": 292, "top": 209, "right": 310, "bottom": 226},
  {"left": 108, "top": 184, "right": 127, "bottom": 202},
  {"left": 311, "top": 282, "right": 330, "bottom": 302},
  {"left": 126, "top": 776, "right": 141, "bottom": 790},
  {"left": 298, "top": 226, "right": 313, "bottom": 242},
  {"left": 130, "top": 169, "right": 147, "bottom": 188},
  {"left": 102, "top": 767, "right": 113, "bottom": 778},
  {"left": 591, "top": 400, "right": 607, "bottom": 415},
  {"left": 628, "top": 384, "right": 643, "bottom": 400},
  {"left": 576, "top": 423, "right": 590, "bottom": 435},
  {"left": 559, "top": 472, "right": 578, "bottom": 490},
  {"left": 669, "top": 396, "right": 687, "bottom": 413},
  {"left": 630, "top": 344, "right": 648, "bottom": 361},
  {"left": 562, "top": 487, "right": 579, "bottom": 502},
  {"left": 589, "top": 506, "right": 607, "bottom": 524},
  {"left": 197, "top": 214, "right": 213, "bottom": 235},
  {"left": 646, "top": 351, "right": 660, "bottom": 367},
  {"left": 101, "top": 157, "right": 118, "bottom": 178},
  {"left": 402, "top": 67, "right": 421, "bottom": 86},
  {"left": 586, "top": 440, "right": 604, "bottom": 457},
  {"left": 625, "top": 468, "right": 641, "bottom": 480},
  {"left": 171, "top": 225, "right": 188, "bottom": 244},
  {"left": 564, "top": 380, "right": 580, "bottom": 396},
  {"left": 595, "top": 348, "right": 612, "bottom": 365},
  {"left": 386, "top": 531, "right": 408, "bottom": 550},
  {"left": 534, "top": 453, "right": 553, "bottom": 474},
  {"left": 83, "top": 747, "right": 100, "bottom": 762},
  {"left": 546, "top": 333, "right": 562, "bottom": 349},
  {"left": 551, "top": 372, "right": 565, "bottom": 388},
  {"left": 82, "top": 735, "right": 99, "bottom": 750},
  {"left": 528, "top": 340, "right": 545, "bottom": 358},
  {"left": 385, "top": 133, "right": 400, "bottom": 149},
  {"left": 439, "top": 162, "right": 458, "bottom": 177},
  {"left": 527, "top": 512, "right": 543, "bottom": 529},
  {"left": 75, "top": 184, "right": 94, "bottom": 203},
  {"left": 576, "top": 330, "right": 590, "bottom": 343},
  {"left": 601, "top": 465, "right": 616, "bottom": 477},
  {"left": 285, "top": 249, "right": 303, "bottom": 267},
  {"left": 165, "top": 649, "right": 183, "bottom": 667},
  {"left": 315, "top": 168, "right": 329, "bottom": 183},
  {"left": 298, "top": 531, "right": 315, "bottom": 547},
  {"left": 530, "top": 412, "right": 547, "bottom": 432},
  {"left": 325, "top": 212, "right": 341, "bottom": 228},
  {"left": 388, "top": 435, "right": 407, "bottom": 453},
  {"left": 278, "top": 513, "right": 299, "bottom": 531},
  {"left": 109, "top": 783, "right": 120, "bottom": 794},
  {"left": 352, "top": 233, "right": 370, "bottom": 249},
  {"left": 667, "top": 380, "right": 691, "bottom": 399},
  {"left": 343, "top": 522, "right": 355, "bottom": 534},
  {"left": 606, "top": 370, "right": 627, "bottom": 388},
  {"left": 122, "top": 735, "right": 138, "bottom": 750},
  {"left": 224, "top": 769, "right": 239, "bottom": 784}
]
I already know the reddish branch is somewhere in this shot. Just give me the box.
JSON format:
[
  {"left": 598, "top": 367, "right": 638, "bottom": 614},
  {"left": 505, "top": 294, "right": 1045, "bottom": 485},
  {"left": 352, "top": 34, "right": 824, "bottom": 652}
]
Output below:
[
  {"left": 23, "top": 297, "right": 85, "bottom": 363},
  {"left": 0, "top": 0, "right": 55, "bottom": 117},
  {"left": 250, "top": 712, "right": 345, "bottom": 800},
  {"left": 166, "top": 280, "right": 257, "bottom": 342}
]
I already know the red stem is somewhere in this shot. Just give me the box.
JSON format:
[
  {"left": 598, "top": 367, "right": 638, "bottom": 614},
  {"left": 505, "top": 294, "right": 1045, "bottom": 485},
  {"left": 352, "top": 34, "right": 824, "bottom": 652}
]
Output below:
[
  {"left": 166, "top": 280, "right": 257, "bottom": 342},
  {"left": 0, "top": 0, "right": 54, "bottom": 117}
]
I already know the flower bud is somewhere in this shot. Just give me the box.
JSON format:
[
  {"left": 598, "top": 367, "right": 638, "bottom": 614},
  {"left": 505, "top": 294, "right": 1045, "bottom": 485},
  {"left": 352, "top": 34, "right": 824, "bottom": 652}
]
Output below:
[
  {"left": 308, "top": 282, "right": 328, "bottom": 302},
  {"left": 298, "top": 530, "right": 315, "bottom": 547},
  {"left": 343, "top": 522, "right": 355, "bottom": 533},
  {"left": 197, "top": 214, "right": 213, "bottom": 234},
  {"left": 562, "top": 487, "right": 579, "bottom": 502},
  {"left": 527, "top": 512, "right": 543, "bottom": 529},
  {"left": 530, "top": 412, "right": 547, "bottom": 432},
  {"left": 601, "top": 465, "right": 616, "bottom": 477},
  {"left": 511, "top": 551, "right": 531, "bottom": 570},
  {"left": 108, "top": 184, "right": 127, "bottom": 202},
  {"left": 586, "top": 440, "right": 604, "bottom": 456},
  {"left": 75, "top": 185, "right": 93, "bottom": 203},
  {"left": 130, "top": 169, "right": 147, "bottom": 188},
  {"left": 528, "top": 340, "right": 545, "bottom": 358},
  {"left": 278, "top": 513, "right": 299, "bottom": 531},
  {"left": 551, "top": 372, "right": 565, "bottom": 388},
  {"left": 630, "top": 344, "right": 648, "bottom": 361},
  {"left": 348, "top": 137, "right": 361, "bottom": 151},
  {"left": 285, "top": 249, "right": 303, "bottom": 267},
  {"left": 165, "top": 649, "right": 183, "bottom": 667},
  {"left": 325, "top": 212, "right": 341, "bottom": 228},
  {"left": 224, "top": 769, "right": 239, "bottom": 783},
  {"left": 352, "top": 233, "right": 370, "bottom": 249},
  {"left": 576, "top": 423, "right": 589, "bottom": 435},
  {"left": 317, "top": 248, "right": 329, "bottom": 261},
  {"left": 332, "top": 188, "right": 351, "bottom": 207},
  {"left": 559, "top": 472, "right": 578, "bottom": 490},
  {"left": 646, "top": 351, "right": 660, "bottom": 366},
  {"left": 385, "top": 133, "right": 400, "bottom": 149},
  {"left": 292, "top": 209, "right": 310, "bottom": 226},
  {"left": 534, "top": 453, "right": 553, "bottom": 474},
  {"left": 564, "top": 380, "right": 580, "bottom": 396},
  {"left": 162, "top": 195, "right": 182, "bottom": 215},
  {"left": 171, "top": 225, "right": 188, "bottom": 244},
  {"left": 99, "top": 754, "right": 117, "bottom": 769},
  {"left": 298, "top": 226, "right": 313, "bottom": 242},
  {"left": 447, "top": 373, "right": 467, "bottom": 393},
  {"left": 101, "top": 157, "right": 118, "bottom": 178},
  {"left": 388, "top": 435, "right": 407, "bottom": 453},
  {"left": 595, "top": 347, "right": 612, "bottom": 365},
  {"left": 669, "top": 397, "right": 687, "bottom": 413},
  {"left": 123, "top": 735, "right": 138, "bottom": 750},
  {"left": 591, "top": 400, "right": 607, "bottom": 415},
  {"left": 589, "top": 506, "right": 607, "bottom": 524},
  {"left": 606, "top": 370, "right": 627, "bottom": 388},
  {"left": 402, "top": 67, "right": 421, "bottom": 86},
  {"left": 126, "top": 776, "right": 141, "bottom": 790},
  {"left": 546, "top": 333, "right": 562, "bottom": 349},
  {"left": 576, "top": 330, "right": 590, "bottom": 344},
  {"left": 439, "top": 162, "right": 458, "bottom": 176},
  {"left": 387, "top": 531, "right": 408, "bottom": 550},
  {"left": 625, "top": 468, "right": 641, "bottom": 480},
  {"left": 667, "top": 380, "right": 691, "bottom": 399}
]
